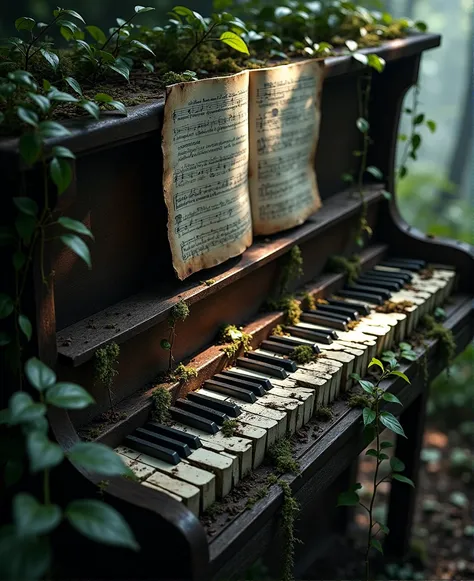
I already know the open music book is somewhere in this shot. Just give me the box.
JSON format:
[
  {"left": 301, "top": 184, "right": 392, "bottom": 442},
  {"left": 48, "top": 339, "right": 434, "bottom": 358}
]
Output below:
[{"left": 162, "top": 60, "right": 325, "bottom": 280}]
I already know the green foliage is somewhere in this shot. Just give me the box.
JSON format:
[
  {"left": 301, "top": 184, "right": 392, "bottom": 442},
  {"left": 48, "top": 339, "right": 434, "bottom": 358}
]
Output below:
[
  {"left": 221, "top": 419, "right": 239, "bottom": 437},
  {"left": 219, "top": 324, "right": 252, "bottom": 358},
  {"left": 301, "top": 291, "right": 316, "bottom": 311},
  {"left": 173, "top": 363, "right": 197, "bottom": 381},
  {"left": 151, "top": 386, "right": 171, "bottom": 424},
  {"left": 422, "top": 314, "right": 456, "bottom": 371},
  {"left": 327, "top": 255, "right": 360, "bottom": 284},
  {"left": 279, "top": 296, "right": 302, "bottom": 326},
  {"left": 94, "top": 343, "right": 120, "bottom": 414},
  {"left": 268, "top": 437, "right": 299, "bottom": 475},
  {"left": 290, "top": 345, "right": 314, "bottom": 364},
  {"left": 314, "top": 406, "right": 332, "bottom": 421}
]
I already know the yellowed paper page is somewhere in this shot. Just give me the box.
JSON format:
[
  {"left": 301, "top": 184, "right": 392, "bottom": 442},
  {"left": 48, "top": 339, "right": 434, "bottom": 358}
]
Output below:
[
  {"left": 162, "top": 71, "right": 252, "bottom": 280},
  {"left": 248, "top": 60, "right": 325, "bottom": 235}
]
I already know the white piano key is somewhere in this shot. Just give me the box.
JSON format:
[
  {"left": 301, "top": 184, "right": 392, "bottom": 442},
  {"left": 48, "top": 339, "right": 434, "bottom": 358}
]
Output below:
[
  {"left": 271, "top": 385, "right": 315, "bottom": 424},
  {"left": 291, "top": 366, "right": 333, "bottom": 405},
  {"left": 145, "top": 471, "right": 200, "bottom": 515},
  {"left": 142, "top": 481, "right": 182, "bottom": 503},
  {"left": 238, "top": 411, "right": 279, "bottom": 447},
  {"left": 221, "top": 451, "right": 240, "bottom": 487},
  {"left": 118, "top": 455, "right": 155, "bottom": 481},
  {"left": 186, "top": 448, "right": 234, "bottom": 498}
]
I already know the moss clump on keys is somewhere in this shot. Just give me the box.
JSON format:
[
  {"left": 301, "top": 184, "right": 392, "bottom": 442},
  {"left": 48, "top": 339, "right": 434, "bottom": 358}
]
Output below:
[
  {"left": 94, "top": 342, "right": 120, "bottom": 419},
  {"left": 280, "top": 297, "right": 302, "bottom": 326},
  {"left": 268, "top": 437, "right": 300, "bottom": 475},
  {"left": 301, "top": 291, "right": 316, "bottom": 311},
  {"left": 377, "top": 300, "right": 414, "bottom": 314},
  {"left": 348, "top": 393, "right": 371, "bottom": 408},
  {"left": 314, "top": 406, "right": 333, "bottom": 421},
  {"left": 422, "top": 314, "right": 456, "bottom": 372},
  {"left": 290, "top": 345, "right": 315, "bottom": 364},
  {"left": 219, "top": 324, "right": 252, "bottom": 358},
  {"left": 221, "top": 419, "right": 239, "bottom": 437},
  {"left": 272, "top": 324, "right": 289, "bottom": 337},
  {"left": 327, "top": 254, "right": 361, "bottom": 285},
  {"left": 151, "top": 386, "right": 172, "bottom": 424},
  {"left": 173, "top": 363, "right": 198, "bottom": 382}
]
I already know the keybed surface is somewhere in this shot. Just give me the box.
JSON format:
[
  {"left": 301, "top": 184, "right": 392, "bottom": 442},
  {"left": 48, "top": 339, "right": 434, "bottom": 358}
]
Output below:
[{"left": 115, "top": 259, "right": 455, "bottom": 514}]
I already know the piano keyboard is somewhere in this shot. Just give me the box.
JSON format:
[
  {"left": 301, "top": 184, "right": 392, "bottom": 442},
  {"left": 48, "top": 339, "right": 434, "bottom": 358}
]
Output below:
[{"left": 115, "top": 258, "right": 455, "bottom": 515}]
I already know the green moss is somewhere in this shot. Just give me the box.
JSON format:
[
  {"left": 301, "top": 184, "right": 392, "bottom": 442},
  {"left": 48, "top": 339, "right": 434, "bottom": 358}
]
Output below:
[
  {"left": 290, "top": 345, "right": 314, "bottom": 364},
  {"left": 327, "top": 255, "right": 360, "bottom": 284},
  {"left": 302, "top": 291, "right": 316, "bottom": 311},
  {"left": 422, "top": 315, "right": 456, "bottom": 371},
  {"left": 377, "top": 300, "right": 414, "bottom": 314},
  {"left": 220, "top": 324, "right": 252, "bottom": 358},
  {"left": 86, "top": 427, "right": 101, "bottom": 441},
  {"left": 173, "top": 363, "right": 197, "bottom": 382},
  {"left": 94, "top": 342, "right": 120, "bottom": 415},
  {"left": 277, "top": 246, "right": 304, "bottom": 299},
  {"left": 97, "top": 479, "right": 110, "bottom": 497},
  {"left": 169, "top": 299, "right": 190, "bottom": 326},
  {"left": 272, "top": 325, "right": 289, "bottom": 337},
  {"left": 280, "top": 297, "right": 302, "bottom": 326},
  {"left": 203, "top": 279, "right": 216, "bottom": 286},
  {"left": 268, "top": 437, "right": 299, "bottom": 475},
  {"left": 314, "top": 407, "right": 333, "bottom": 421},
  {"left": 278, "top": 479, "right": 300, "bottom": 581},
  {"left": 221, "top": 419, "right": 239, "bottom": 437},
  {"left": 348, "top": 394, "right": 371, "bottom": 408},
  {"left": 245, "top": 484, "right": 270, "bottom": 509},
  {"left": 151, "top": 386, "right": 171, "bottom": 424}
]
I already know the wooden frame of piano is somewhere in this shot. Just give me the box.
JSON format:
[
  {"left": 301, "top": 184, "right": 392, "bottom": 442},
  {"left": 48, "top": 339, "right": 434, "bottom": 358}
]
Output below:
[{"left": 2, "top": 33, "right": 473, "bottom": 580}]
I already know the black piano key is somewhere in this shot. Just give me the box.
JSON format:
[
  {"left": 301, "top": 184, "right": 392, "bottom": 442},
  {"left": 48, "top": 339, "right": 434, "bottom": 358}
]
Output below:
[
  {"left": 315, "top": 303, "right": 360, "bottom": 320},
  {"left": 245, "top": 351, "right": 297, "bottom": 373},
  {"left": 379, "top": 261, "right": 420, "bottom": 272},
  {"left": 356, "top": 276, "right": 401, "bottom": 292},
  {"left": 346, "top": 284, "right": 391, "bottom": 301},
  {"left": 175, "top": 399, "right": 229, "bottom": 425},
  {"left": 260, "top": 340, "right": 295, "bottom": 356},
  {"left": 361, "top": 271, "right": 406, "bottom": 286},
  {"left": 187, "top": 392, "right": 242, "bottom": 418},
  {"left": 204, "top": 379, "right": 257, "bottom": 403},
  {"left": 372, "top": 267, "right": 412, "bottom": 281},
  {"left": 301, "top": 312, "right": 348, "bottom": 330},
  {"left": 308, "top": 309, "right": 351, "bottom": 323},
  {"left": 337, "top": 289, "right": 384, "bottom": 305},
  {"left": 169, "top": 407, "right": 219, "bottom": 434},
  {"left": 220, "top": 369, "right": 273, "bottom": 391},
  {"left": 145, "top": 421, "right": 202, "bottom": 449},
  {"left": 285, "top": 326, "right": 333, "bottom": 344},
  {"left": 125, "top": 435, "right": 180, "bottom": 465},
  {"left": 135, "top": 427, "right": 192, "bottom": 458},
  {"left": 326, "top": 298, "right": 371, "bottom": 315},
  {"left": 214, "top": 373, "right": 266, "bottom": 396},
  {"left": 390, "top": 257, "right": 426, "bottom": 268},
  {"left": 237, "top": 356, "right": 289, "bottom": 379},
  {"left": 269, "top": 335, "right": 321, "bottom": 354}
]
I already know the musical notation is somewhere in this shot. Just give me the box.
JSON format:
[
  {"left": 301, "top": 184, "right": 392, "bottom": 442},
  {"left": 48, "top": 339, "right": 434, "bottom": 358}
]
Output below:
[
  {"left": 256, "top": 127, "right": 315, "bottom": 155},
  {"left": 173, "top": 110, "right": 247, "bottom": 143}
]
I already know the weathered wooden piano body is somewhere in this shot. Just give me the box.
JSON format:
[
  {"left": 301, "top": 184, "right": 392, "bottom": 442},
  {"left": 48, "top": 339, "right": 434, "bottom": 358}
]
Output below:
[{"left": 2, "top": 33, "right": 473, "bottom": 580}]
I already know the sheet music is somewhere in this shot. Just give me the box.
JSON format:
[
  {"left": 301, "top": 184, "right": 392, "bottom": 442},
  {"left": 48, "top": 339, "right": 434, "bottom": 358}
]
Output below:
[
  {"left": 248, "top": 60, "right": 325, "bottom": 235},
  {"left": 162, "top": 71, "right": 252, "bottom": 280}
]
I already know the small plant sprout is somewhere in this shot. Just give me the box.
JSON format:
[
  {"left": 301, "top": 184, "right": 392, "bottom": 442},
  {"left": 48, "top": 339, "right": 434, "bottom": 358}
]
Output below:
[
  {"left": 161, "top": 299, "right": 190, "bottom": 373},
  {"left": 219, "top": 324, "right": 252, "bottom": 358},
  {"left": 94, "top": 342, "right": 120, "bottom": 419},
  {"left": 338, "top": 357, "right": 413, "bottom": 581}
]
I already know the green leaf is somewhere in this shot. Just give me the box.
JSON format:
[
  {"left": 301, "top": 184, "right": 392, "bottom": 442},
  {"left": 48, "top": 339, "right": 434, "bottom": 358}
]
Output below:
[
  {"left": 414, "top": 20, "right": 427, "bottom": 32},
  {"left": 8, "top": 70, "right": 37, "bottom": 90},
  {"left": 50, "top": 157, "right": 72, "bottom": 195},
  {"left": 392, "top": 473, "right": 415, "bottom": 487},
  {"left": 46, "top": 383, "right": 94, "bottom": 409},
  {"left": 434, "top": 307, "right": 446, "bottom": 321},
  {"left": 9, "top": 392, "right": 46, "bottom": 425},
  {"left": 15, "top": 214, "right": 36, "bottom": 244},
  {"left": 27, "top": 432, "right": 64, "bottom": 472},
  {"left": 377, "top": 521, "right": 389, "bottom": 534},
  {"left": 382, "top": 190, "right": 391, "bottom": 200},
  {"left": 58, "top": 217, "right": 94, "bottom": 239},
  {"left": 0, "top": 294, "right": 14, "bottom": 319},
  {"left": 382, "top": 392, "right": 402, "bottom": 405},
  {"left": 81, "top": 100, "right": 100, "bottom": 120},
  {"left": 366, "top": 166, "right": 383, "bottom": 180},
  {"left": 363, "top": 407, "right": 376, "bottom": 426},
  {"left": 15, "top": 16, "right": 36, "bottom": 31},
  {"left": 52, "top": 146, "right": 75, "bottom": 159},
  {"left": 17, "top": 106, "right": 39, "bottom": 127},
  {"left": 160, "top": 339, "right": 171, "bottom": 350},
  {"left": 381, "top": 440, "right": 394, "bottom": 449},
  {"left": 356, "top": 117, "right": 369, "bottom": 133},
  {"left": 0, "top": 526, "right": 51, "bottom": 581},
  {"left": 40, "top": 49, "right": 59, "bottom": 71},
  {"left": 25, "top": 357, "right": 56, "bottom": 391},
  {"left": 401, "top": 350, "right": 417, "bottom": 361},
  {"left": 28, "top": 93, "right": 50, "bottom": 114},
  {"left": 94, "top": 92, "right": 113, "bottom": 102},
  {"left": 390, "top": 370, "right": 410, "bottom": 384},
  {"left": 86, "top": 25, "right": 107, "bottom": 44},
  {"left": 60, "top": 234, "right": 92, "bottom": 268},
  {"left": 380, "top": 411, "right": 406, "bottom": 438},
  {"left": 350, "top": 372, "right": 361, "bottom": 381},
  {"left": 365, "top": 448, "right": 378, "bottom": 458},
  {"left": 399, "top": 166, "right": 408, "bottom": 178},
  {"left": 414, "top": 113, "right": 425, "bottom": 125},
  {"left": 65, "top": 76, "right": 83, "bottom": 96},
  {"left": 130, "top": 39, "right": 155, "bottom": 56},
  {"left": 369, "top": 357, "right": 384, "bottom": 372},
  {"left": 390, "top": 456, "right": 405, "bottom": 472},
  {"left": 109, "top": 101, "right": 127, "bottom": 116},
  {"left": 13, "top": 196, "right": 38, "bottom": 216},
  {"left": 108, "top": 61, "right": 130, "bottom": 82},
  {"left": 66, "top": 500, "right": 139, "bottom": 550},
  {"left": 135, "top": 5, "right": 155, "bottom": 13},
  {"left": 219, "top": 31, "right": 250, "bottom": 55},
  {"left": 358, "top": 379, "right": 374, "bottom": 394},
  {"left": 39, "top": 120, "right": 71, "bottom": 139},
  {"left": 69, "top": 442, "right": 132, "bottom": 476},
  {"left": 19, "top": 314, "right": 32, "bottom": 341},
  {"left": 337, "top": 490, "right": 359, "bottom": 506},
  {"left": 352, "top": 52, "right": 368, "bottom": 65},
  {"left": 0, "top": 331, "right": 11, "bottom": 346},
  {"left": 399, "top": 342, "right": 412, "bottom": 351},
  {"left": 426, "top": 119, "right": 436, "bottom": 133},
  {"left": 345, "top": 39, "right": 358, "bottom": 52},
  {"left": 411, "top": 133, "right": 421, "bottom": 150},
  {"left": 342, "top": 173, "right": 354, "bottom": 183},
  {"left": 367, "top": 54, "right": 385, "bottom": 73},
  {"left": 370, "top": 538, "right": 383, "bottom": 553},
  {"left": 14, "top": 493, "right": 61, "bottom": 537}
]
